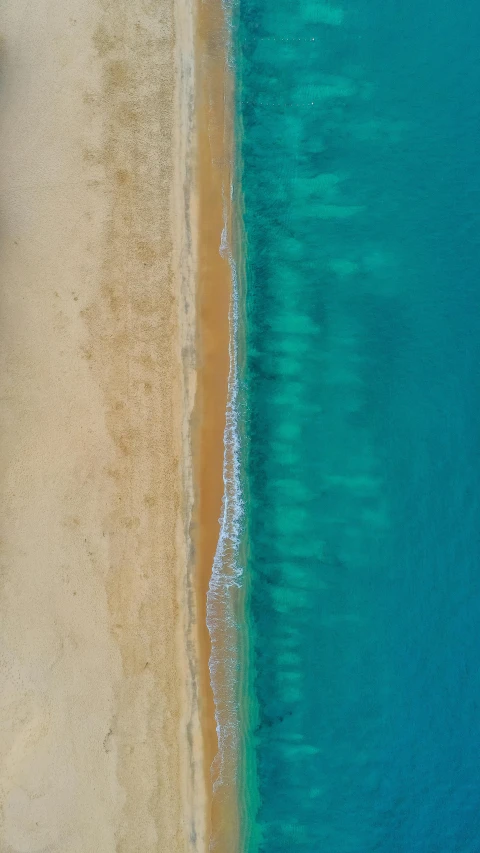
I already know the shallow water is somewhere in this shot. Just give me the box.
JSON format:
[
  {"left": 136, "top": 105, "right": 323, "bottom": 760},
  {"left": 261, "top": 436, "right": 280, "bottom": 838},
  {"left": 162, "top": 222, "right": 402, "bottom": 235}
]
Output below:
[{"left": 222, "top": 0, "right": 480, "bottom": 850}]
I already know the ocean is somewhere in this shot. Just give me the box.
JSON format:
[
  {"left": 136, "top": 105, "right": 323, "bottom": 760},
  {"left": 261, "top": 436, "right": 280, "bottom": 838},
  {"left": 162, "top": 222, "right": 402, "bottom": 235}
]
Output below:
[{"left": 209, "top": 0, "right": 480, "bottom": 849}]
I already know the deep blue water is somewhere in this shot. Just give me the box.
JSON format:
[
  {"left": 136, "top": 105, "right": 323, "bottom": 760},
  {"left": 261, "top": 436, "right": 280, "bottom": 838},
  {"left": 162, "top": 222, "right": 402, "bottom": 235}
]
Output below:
[{"left": 234, "top": 0, "right": 480, "bottom": 849}]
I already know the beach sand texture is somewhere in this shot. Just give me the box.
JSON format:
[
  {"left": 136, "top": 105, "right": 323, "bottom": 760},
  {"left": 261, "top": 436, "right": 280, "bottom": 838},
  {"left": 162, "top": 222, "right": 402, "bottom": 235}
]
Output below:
[
  {"left": 0, "top": 1, "right": 207, "bottom": 851},
  {"left": 193, "top": 0, "right": 233, "bottom": 845}
]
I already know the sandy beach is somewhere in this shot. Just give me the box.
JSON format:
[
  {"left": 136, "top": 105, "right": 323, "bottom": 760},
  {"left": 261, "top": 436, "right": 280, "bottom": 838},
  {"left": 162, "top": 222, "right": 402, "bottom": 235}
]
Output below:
[{"left": 0, "top": 0, "right": 210, "bottom": 850}]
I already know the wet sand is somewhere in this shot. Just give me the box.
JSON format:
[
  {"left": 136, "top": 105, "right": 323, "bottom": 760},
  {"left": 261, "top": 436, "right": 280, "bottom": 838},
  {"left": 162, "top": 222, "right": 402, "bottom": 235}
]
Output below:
[
  {"left": 194, "top": 0, "right": 238, "bottom": 848},
  {"left": 0, "top": 0, "right": 207, "bottom": 850}
]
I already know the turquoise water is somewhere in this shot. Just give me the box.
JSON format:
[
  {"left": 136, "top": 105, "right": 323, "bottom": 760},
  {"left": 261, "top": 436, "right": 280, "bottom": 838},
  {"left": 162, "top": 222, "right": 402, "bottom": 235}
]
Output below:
[{"left": 212, "top": 0, "right": 480, "bottom": 849}]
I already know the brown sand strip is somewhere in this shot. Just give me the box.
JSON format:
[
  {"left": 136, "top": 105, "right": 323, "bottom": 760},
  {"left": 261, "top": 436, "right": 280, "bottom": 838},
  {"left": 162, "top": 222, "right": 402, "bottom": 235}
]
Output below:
[{"left": 194, "top": 0, "right": 238, "bottom": 849}]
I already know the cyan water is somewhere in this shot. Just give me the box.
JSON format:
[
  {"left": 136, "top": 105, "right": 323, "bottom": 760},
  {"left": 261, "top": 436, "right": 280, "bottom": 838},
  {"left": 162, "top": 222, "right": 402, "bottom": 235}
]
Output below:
[{"left": 232, "top": 0, "right": 480, "bottom": 849}]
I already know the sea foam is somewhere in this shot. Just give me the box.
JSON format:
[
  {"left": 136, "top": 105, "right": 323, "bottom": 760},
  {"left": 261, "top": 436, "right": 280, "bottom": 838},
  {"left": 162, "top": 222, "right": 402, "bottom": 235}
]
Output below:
[{"left": 206, "top": 185, "right": 244, "bottom": 799}]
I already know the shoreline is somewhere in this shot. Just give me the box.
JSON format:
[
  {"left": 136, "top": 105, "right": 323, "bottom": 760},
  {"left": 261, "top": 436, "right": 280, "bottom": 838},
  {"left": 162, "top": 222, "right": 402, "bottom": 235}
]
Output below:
[{"left": 193, "top": 0, "right": 237, "bottom": 850}]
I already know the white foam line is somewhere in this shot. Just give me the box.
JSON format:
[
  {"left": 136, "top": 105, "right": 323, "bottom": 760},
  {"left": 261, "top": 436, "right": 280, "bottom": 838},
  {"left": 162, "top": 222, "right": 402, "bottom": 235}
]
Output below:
[{"left": 206, "top": 182, "right": 244, "bottom": 799}]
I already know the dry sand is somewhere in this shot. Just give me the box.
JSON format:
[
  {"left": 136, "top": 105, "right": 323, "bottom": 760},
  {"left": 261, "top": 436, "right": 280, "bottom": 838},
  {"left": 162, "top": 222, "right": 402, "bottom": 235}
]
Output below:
[{"left": 0, "top": 0, "right": 207, "bottom": 851}]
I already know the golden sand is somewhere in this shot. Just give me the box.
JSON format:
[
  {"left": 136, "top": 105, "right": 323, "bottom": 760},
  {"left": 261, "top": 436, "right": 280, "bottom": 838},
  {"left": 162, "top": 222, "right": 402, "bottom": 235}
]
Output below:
[{"left": 0, "top": 0, "right": 209, "bottom": 850}]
